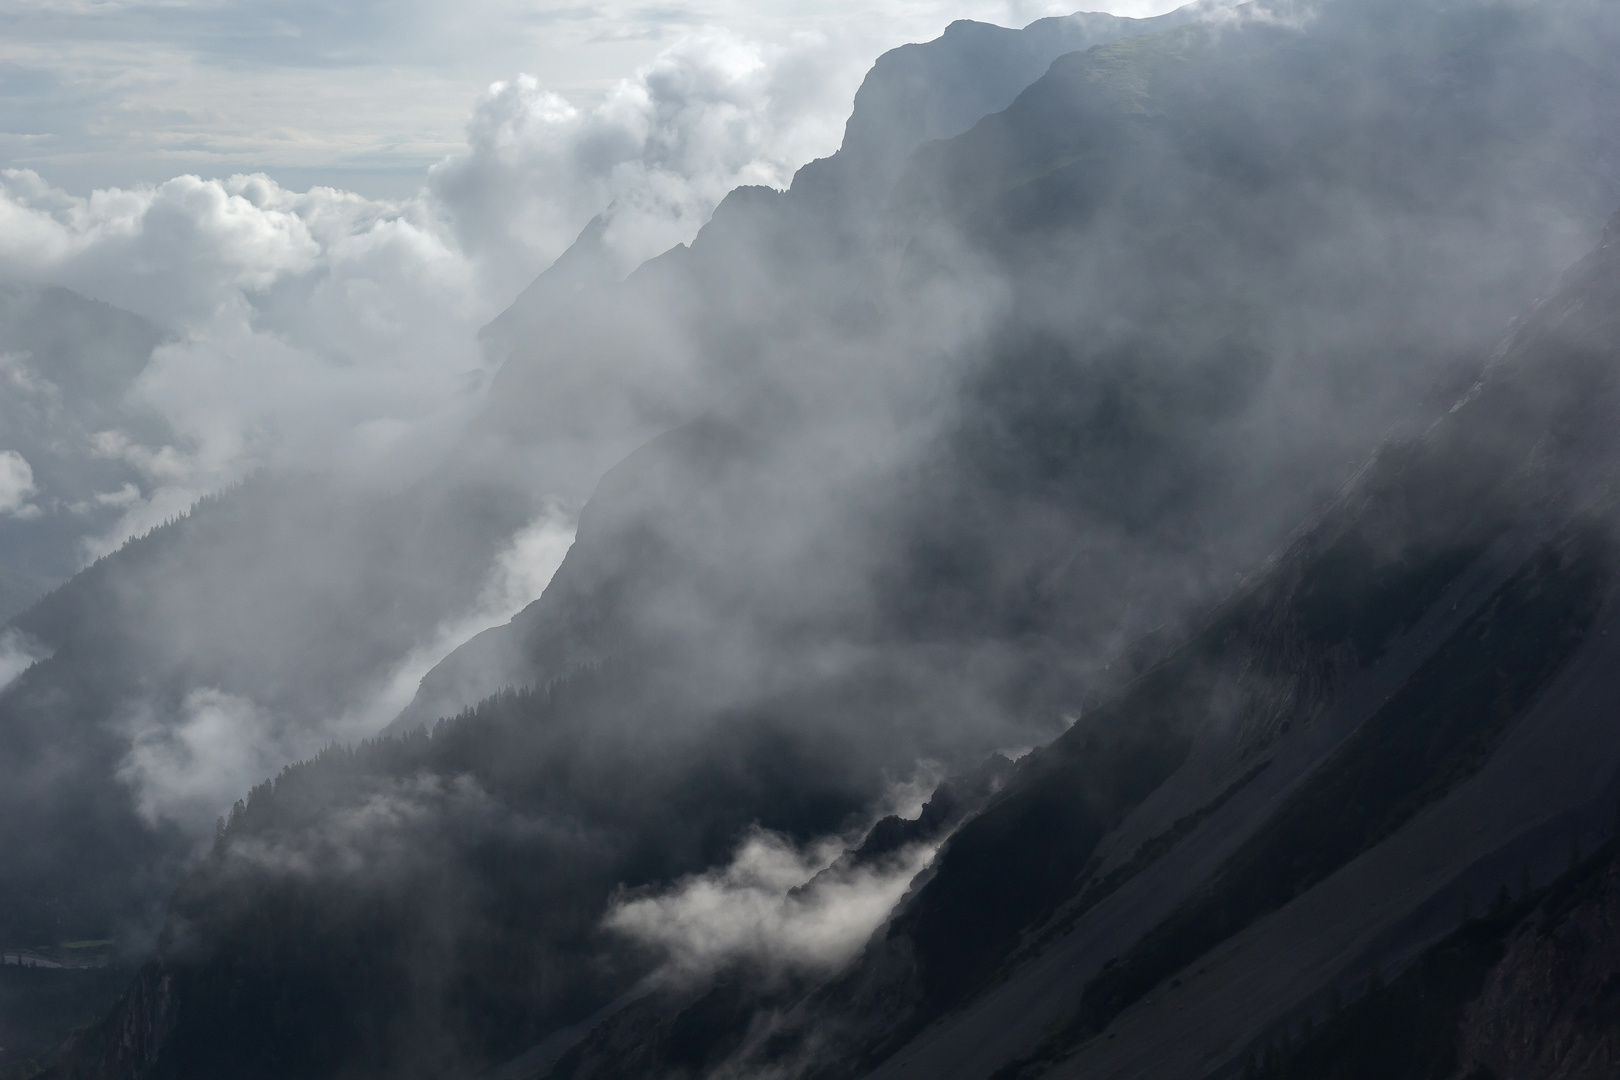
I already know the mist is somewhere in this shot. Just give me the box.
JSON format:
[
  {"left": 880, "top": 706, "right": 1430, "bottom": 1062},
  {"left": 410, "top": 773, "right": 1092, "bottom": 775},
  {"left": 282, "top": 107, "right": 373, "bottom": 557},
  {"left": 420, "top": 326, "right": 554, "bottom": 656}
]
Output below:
[{"left": 4, "top": 1, "right": 1620, "bottom": 1078}]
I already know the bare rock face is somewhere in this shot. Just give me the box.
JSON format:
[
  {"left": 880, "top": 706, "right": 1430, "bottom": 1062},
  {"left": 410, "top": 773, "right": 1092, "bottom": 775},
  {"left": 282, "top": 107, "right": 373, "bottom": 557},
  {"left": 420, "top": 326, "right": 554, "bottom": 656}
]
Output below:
[
  {"left": 1459, "top": 862, "right": 1620, "bottom": 1080},
  {"left": 42, "top": 962, "right": 176, "bottom": 1080}
]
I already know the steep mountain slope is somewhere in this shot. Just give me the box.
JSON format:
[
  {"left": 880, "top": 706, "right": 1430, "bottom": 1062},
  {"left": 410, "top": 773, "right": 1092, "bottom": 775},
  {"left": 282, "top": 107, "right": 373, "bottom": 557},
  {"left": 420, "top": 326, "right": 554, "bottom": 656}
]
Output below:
[
  {"left": 540, "top": 206, "right": 1620, "bottom": 1080},
  {"left": 1239, "top": 827, "right": 1620, "bottom": 1080},
  {"left": 408, "top": 0, "right": 1620, "bottom": 736},
  {"left": 14, "top": 3, "right": 1620, "bottom": 1080},
  {"left": 0, "top": 473, "right": 535, "bottom": 955},
  {"left": 405, "top": 1, "right": 1231, "bottom": 729},
  {"left": 0, "top": 283, "right": 165, "bottom": 618},
  {"left": 475, "top": 3, "right": 1224, "bottom": 363},
  {"left": 1001, "top": 203, "right": 1620, "bottom": 1080}
]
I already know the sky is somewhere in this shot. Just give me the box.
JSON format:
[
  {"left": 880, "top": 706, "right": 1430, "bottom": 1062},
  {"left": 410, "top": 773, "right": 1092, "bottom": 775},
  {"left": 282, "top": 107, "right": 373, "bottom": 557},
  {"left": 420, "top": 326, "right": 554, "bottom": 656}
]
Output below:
[{"left": 0, "top": 0, "right": 1180, "bottom": 198}]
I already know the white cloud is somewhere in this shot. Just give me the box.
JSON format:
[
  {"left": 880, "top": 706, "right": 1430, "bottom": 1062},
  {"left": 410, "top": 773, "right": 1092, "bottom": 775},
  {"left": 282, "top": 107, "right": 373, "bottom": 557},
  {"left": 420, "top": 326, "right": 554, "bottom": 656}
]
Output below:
[
  {"left": 430, "top": 27, "right": 863, "bottom": 289},
  {"left": 0, "top": 168, "right": 496, "bottom": 557},
  {"left": 0, "top": 22, "right": 889, "bottom": 559},
  {"left": 107, "top": 505, "right": 574, "bottom": 834},
  {"left": 336, "top": 504, "right": 577, "bottom": 735},
  {"left": 118, "top": 687, "right": 293, "bottom": 830},
  {"left": 605, "top": 823, "right": 939, "bottom": 984},
  {"left": 0, "top": 628, "right": 51, "bottom": 694},
  {"left": 0, "top": 450, "right": 38, "bottom": 517}
]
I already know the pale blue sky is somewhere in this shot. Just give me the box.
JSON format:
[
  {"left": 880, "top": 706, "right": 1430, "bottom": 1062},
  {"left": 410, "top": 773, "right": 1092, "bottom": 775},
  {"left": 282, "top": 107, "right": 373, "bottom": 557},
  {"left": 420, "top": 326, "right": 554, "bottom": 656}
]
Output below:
[{"left": 0, "top": 0, "right": 1177, "bottom": 197}]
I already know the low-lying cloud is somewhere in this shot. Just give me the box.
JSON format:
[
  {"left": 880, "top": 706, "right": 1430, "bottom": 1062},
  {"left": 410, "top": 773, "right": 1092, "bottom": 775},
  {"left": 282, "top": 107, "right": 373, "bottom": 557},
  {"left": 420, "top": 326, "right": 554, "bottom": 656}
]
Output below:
[
  {"left": 110, "top": 501, "right": 576, "bottom": 834},
  {"left": 338, "top": 504, "right": 577, "bottom": 735},
  {"left": 605, "top": 825, "right": 939, "bottom": 984},
  {"left": 119, "top": 687, "right": 293, "bottom": 831},
  {"left": 0, "top": 450, "right": 37, "bottom": 518},
  {"left": 0, "top": 627, "right": 49, "bottom": 694}
]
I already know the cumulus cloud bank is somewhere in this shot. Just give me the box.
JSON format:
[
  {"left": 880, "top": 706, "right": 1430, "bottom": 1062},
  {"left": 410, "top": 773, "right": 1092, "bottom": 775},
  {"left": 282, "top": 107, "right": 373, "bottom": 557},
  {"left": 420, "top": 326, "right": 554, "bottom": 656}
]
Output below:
[
  {"left": 0, "top": 168, "right": 490, "bottom": 556},
  {"left": 0, "top": 24, "right": 905, "bottom": 559},
  {"left": 432, "top": 28, "right": 865, "bottom": 286}
]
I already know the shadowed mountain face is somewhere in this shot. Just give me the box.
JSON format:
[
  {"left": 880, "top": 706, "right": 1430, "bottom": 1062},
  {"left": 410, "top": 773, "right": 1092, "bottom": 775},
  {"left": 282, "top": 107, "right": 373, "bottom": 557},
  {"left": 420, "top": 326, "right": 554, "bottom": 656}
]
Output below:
[
  {"left": 474, "top": 4, "right": 1223, "bottom": 363},
  {"left": 0, "top": 284, "right": 165, "bottom": 619},
  {"left": 11, "top": 2, "right": 1620, "bottom": 1080},
  {"left": 0, "top": 475, "right": 535, "bottom": 952},
  {"left": 410, "top": 0, "right": 1620, "bottom": 728},
  {"left": 528, "top": 207, "right": 1620, "bottom": 1080},
  {"left": 45, "top": 210, "right": 1620, "bottom": 1080}
]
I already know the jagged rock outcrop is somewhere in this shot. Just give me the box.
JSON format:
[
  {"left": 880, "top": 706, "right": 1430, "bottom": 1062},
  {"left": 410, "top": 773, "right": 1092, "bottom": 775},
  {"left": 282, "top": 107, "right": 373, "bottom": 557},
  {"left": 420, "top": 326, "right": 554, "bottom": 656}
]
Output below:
[
  {"left": 1459, "top": 861, "right": 1620, "bottom": 1080},
  {"left": 42, "top": 963, "right": 176, "bottom": 1080}
]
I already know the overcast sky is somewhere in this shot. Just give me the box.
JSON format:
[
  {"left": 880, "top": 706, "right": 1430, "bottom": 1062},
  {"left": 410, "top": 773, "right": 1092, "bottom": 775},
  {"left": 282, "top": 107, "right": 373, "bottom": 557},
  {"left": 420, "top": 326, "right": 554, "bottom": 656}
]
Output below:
[{"left": 0, "top": 0, "right": 1179, "bottom": 198}]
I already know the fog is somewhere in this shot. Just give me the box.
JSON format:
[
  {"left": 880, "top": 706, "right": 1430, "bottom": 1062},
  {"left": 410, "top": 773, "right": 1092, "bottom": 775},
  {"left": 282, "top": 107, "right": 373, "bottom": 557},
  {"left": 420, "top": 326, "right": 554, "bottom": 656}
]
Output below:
[
  {"left": 0, "top": 4, "right": 1223, "bottom": 963},
  {"left": 605, "top": 826, "right": 942, "bottom": 985},
  {"left": 3, "top": 0, "right": 1620, "bottom": 1076}
]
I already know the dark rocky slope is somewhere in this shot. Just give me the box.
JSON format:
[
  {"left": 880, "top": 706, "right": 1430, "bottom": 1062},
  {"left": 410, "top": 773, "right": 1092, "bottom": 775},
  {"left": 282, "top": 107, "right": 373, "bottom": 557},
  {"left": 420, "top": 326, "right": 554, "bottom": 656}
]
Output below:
[
  {"left": 846, "top": 213, "right": 1620, "bottom": 1080},
  {"left": 0, "top": 283, "right": 165, "bottom": 617},
  {"left": 1241, "top": 828, "right": 1620, "bottom": 1080},
  {"left": 531, "top": 207, "right": 1620, "bottom": 1080},
  {"left": 0, "top": 474, "right": 533, "bottom": 952}
]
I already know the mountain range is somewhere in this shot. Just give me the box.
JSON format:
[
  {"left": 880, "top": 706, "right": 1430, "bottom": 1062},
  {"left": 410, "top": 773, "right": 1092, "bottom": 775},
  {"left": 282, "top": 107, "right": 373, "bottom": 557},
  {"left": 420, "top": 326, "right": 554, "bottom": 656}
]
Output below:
[{"left": 5, "top": 1, "right": 1620, "bottom": 1078}]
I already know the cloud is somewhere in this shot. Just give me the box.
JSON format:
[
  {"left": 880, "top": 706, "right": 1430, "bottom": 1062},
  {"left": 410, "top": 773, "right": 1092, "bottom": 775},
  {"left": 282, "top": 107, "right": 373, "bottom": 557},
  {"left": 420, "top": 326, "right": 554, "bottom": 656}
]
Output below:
[
  {"left": 0, "top": 20, "right": 901, "bottom": 561},
  {"left": 604, "top": 822, "right": 939, "bottom": 984},
  {"left": 336, "top": 503, "right": 578, "bottom": 734},
  {"left": 0, "top": 450, "right": 38, "bottom": 517},
  {"left": 430, "top": 27, "right": 862, "bottom": 288},
  {"left": 0, "top": 627, "right": 51, "bottom": 694},
  {"left": 100, "top": 501, "right": 573, "bottom": 835},
  {"left": 0, "top": 168, "right": 495, "bottom": 557},
  {"left": 118, "top": 688, "right": 294, "bottom": 830}
]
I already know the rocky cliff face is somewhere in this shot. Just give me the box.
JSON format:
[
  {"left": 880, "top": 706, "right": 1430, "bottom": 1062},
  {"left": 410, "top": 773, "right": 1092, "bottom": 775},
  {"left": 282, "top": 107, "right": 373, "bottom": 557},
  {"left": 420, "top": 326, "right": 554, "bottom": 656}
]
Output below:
[
  {"left": 1460, "top": 861, "right": 1620, "bottom": 1080},
  {"left": 45, "top": 963, "right": 175, "bottom": 1080}
]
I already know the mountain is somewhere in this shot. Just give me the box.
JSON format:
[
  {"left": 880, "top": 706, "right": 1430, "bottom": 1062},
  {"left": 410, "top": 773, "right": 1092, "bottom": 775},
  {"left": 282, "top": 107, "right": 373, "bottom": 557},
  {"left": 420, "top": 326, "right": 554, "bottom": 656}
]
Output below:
[
  {"left": 1, "top": 8, "right": 1246, "bottom": 1063},
  {"left": 0, "top": 473, "right": 537, "bottom": 950},
  {"left": 474, "top": 3, "right": 1225, "bottom": 364},
  {"left": 11, "top": 1, "right": 1620, "bottom": 1078},
  {"left": 408, "top": 0, "right": 1620, "bottom": 730},
  {"left": 759, "top": 206, "right": 1620, "bottom": 1080},
  {"left": 0, "top": 283, "right": 165, "bottom": 619},
  {"left": 40, "top": 204, "right": 1620, "bottom": 1080},
  {"left": 399, "top": 0, "right": 1229, "bottom": 731}
]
